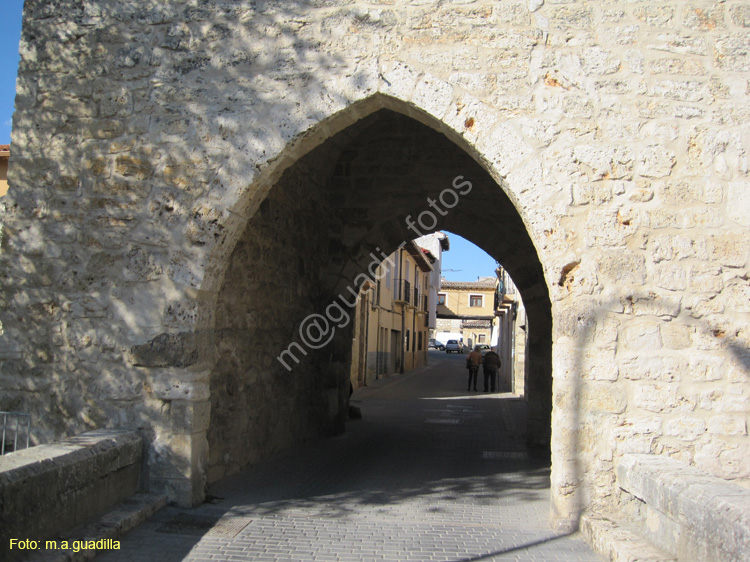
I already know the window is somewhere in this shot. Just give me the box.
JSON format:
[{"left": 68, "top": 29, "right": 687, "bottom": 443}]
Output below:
[
  {"left": 406, "top": 330, "right": 411, "bottom": 352},
  {"left": 418, "top": 332, "right": 423, "bottom": 350},
  {"left": 469, "top": 294, "right": 483, "bottom": 307},
  {"left": 438, "top": 293, "right": 446, "bottom": 305},
  {"left": 478, "top": 334, "right": 486, "bottom": 343}
]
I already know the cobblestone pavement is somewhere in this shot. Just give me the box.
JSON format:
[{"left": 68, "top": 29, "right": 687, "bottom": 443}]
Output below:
[{"left": 98, "top": 351, "right": 601, "bottom": 561}]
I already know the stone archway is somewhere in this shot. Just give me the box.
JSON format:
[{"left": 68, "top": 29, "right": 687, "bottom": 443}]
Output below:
[
  {"left": 4, "top": 0, "right": 748, "bottom": 534},
  {"left": 204, "top": 105, "right": 554, "bottom": 491}
]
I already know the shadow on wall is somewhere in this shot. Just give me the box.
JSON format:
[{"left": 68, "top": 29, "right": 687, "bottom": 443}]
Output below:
[
  {"left": 4, "top": 0, "right": 555, "bottom": 507},
  {"left": 1, "top": 0, "right": 356, "bottom": 458},
  {"left": 553, "top": 282, "right": 750, "bottom": 529}
]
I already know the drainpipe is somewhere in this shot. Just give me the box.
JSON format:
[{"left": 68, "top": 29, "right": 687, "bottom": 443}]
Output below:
[
  {"left": 399, "top": 249, "right": 405, "bottom": 375},
  {"left": 376, "top": 298, "right": 381, "bottom": 380},
  {"left": 412, "top": 298, "right": 417, "bottom": 367},
  {"left": 363, "top": 289, "right": 370, "bottom": 386}
]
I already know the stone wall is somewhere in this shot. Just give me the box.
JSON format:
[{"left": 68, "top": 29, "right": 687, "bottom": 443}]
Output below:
[
  {"left": 1, "top": 0, "right": 748, "bottom": 528},
  {"left": 435, "top": 318, "right": 462, "bottom": 334},
  {"left": 207, "top": 142, "right": 344, "bottom": 483},
  {"left": 0, "top": 429, "right": 142, "bottom": 558}
]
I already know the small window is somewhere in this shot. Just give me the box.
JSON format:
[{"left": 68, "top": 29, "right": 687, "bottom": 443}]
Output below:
[
  {"left": 478, "top": 334, "right": 486, "bottom": 343},
  {"left": 469, "top": 294, "right": 483, "bottom": 307},
  {"left": 438, "top": 293, "right": 446, "bottom": 305}
]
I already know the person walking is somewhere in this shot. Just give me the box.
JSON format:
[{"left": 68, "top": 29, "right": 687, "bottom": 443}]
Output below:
[
  {"left": 482, "top": 348, "right": 500, "bottom": 392},
  {"left": 466, "top": 346, "right": 482, "bottom": 391}
]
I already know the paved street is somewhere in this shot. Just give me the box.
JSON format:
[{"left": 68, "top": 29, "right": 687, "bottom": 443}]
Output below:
[{"left": 98, "top": 351, "right": 601, "bottom": 562}]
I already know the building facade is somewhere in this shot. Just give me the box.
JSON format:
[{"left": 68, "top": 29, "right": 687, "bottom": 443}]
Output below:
[
  {"left": 414, "top": 232, "right": 450, "bottom": 335},
  {"left": 350, "top": 241, "right": 433, "bottom": 390},
  {"left": 436, "top": 278, "right": 499, "bottom": 349}
]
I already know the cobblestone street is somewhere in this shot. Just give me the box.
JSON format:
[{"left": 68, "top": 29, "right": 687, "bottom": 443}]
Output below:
[{"left": 98, "top": 351, "right": 601, "bottom": 562}]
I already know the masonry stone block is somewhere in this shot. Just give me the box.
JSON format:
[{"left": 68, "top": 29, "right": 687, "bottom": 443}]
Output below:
[
  {"left": 715, "top": 33, "right": 750, "bottom": 71},
  {"left": 707, "top": 415, "right": 748, "bottom": 436},
  {"left": 653, "top": 263, "right": 689, "bottom": 292},
  {"left": 170, "top": 400, "right": 211, "bottom": 435},
  {"left": 651, "top": 234, "right": 705, "bottom": 262},
  {"left": 581, "top": 382, "right": 627, "bottom": 415},
  {"left": 727, "top": 181, "right": 750, "bottom": 228},
  {"left": 444, "top": 94, "right": 499, "bottom": 145},
  {"left": 731, "top": 5, "right": 750, "bottom": 27},
  {"left": 621, "top": 321, "right": 662, "bottom": 352},
  {"left": 621, "top": 356, "right": 682, "bottom": 383},
  {"left": 633, "top": 383, "right": 669, "bottom": 415},
  {"left": 149, "top": 369, "right": 210, "bottom": 402},
  {"left": 411, "top": 74, "right": 454, "bottom": 120},
  {"left": 710, "top": 233, "right": 748, "bottom": 268},
  {"left": 664, "top": 418, "right": 706, "bottom": 441},
  {"left": 114, "top": 154, "right": 154, "bottom": 180},
  {"left": 621, "top": 291, "right": 682, "bottom": 318}
]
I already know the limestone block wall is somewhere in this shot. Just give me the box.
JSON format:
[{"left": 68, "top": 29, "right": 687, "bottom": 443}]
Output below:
[
  {"left": 0, "top": 0, "right": 748, "bottom": 524},
  {"left": 0, "top": 429, "right": 142, "bottom": 557},
  {"left": 208, "top": 142, "right": 344, "bottom": 484}
]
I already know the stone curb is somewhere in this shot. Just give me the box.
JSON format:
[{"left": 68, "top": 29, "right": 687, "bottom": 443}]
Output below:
[
  {"left": 26, "top": 492, "right": 168, "bottom": 562},
  {"left": 580, "top": 512, "right": 676, "bottom": 562},
  {"left": 617, "top": 453, "right": 750, "bottom": 562}
]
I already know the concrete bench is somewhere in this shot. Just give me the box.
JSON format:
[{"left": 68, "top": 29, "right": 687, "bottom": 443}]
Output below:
[
  {"left": 0, "top": 429, "right": 143, "bottom": 559},
  {"left": 616, "top": 453, "right": 750, "bottom": 562}
]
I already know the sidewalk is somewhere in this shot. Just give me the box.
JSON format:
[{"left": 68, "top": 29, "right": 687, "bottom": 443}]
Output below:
[{"left": 97, "top": 351, "right": 601, "bottom": 561}]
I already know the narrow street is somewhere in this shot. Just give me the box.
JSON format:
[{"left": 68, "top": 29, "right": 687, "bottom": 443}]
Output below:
[{"left": 98, "top": 351, "right": 600, "bottom": 561}]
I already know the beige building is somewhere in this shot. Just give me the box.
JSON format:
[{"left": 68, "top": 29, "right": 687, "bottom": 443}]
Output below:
[
  {"left": 436, "top": 278, "right": 499, "bottom": 348},
  {"left": 350, "top": 241, "right": 433, "bottom": 390},
  {"left": 0, "top": 145, "right": 8, "bottom": 197}
]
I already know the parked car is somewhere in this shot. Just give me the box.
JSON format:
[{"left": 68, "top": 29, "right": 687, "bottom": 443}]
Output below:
[
  {"left": 428, "top": 339, "right": 445, "bottom": 350},
  {"left": 476, "top": 344, "right": 491, "bottom": 356},
  {"left": 445, "top": 339, "right": 463, "bottom": 353}
]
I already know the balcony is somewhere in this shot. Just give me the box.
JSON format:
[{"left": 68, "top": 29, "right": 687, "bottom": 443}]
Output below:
[{"left": 393, "top": 279, "right": 412, "bottom": 305}]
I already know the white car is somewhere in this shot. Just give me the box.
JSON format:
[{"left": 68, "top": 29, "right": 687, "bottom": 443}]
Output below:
[
  {"left": 445, "top": 340, "right": 463, "bottom": 353},
  {"left": 429, "top": 339, "right": 445, "bottom": 350}
]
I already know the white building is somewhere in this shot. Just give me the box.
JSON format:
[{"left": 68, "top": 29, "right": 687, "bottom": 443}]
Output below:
[{"left": 414, "top": 232, "right": 450, "bottom": 335}]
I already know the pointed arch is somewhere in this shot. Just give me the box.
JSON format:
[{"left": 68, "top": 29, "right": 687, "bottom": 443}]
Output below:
[{"left": 204, "top": 102, "right": 554, "bottom": 504}]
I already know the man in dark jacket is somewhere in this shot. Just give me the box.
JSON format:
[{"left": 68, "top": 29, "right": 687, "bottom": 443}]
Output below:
[{"left": 482, "top": 349, "right": 500, "bottom": 392}]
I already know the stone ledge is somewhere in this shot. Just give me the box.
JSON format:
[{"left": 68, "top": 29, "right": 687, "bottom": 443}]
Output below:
[
  {"left": 616, "top": 453, "right": 750, "bottom": 562},
  {"left": 581, "top": 512, "right": 676, "bottom": 562},
  {"left": 0, "top": 429, "right": 143, "bottom": 559},
  {"left": 26, "top": 492, "right": 168, "bottom": 562}
]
